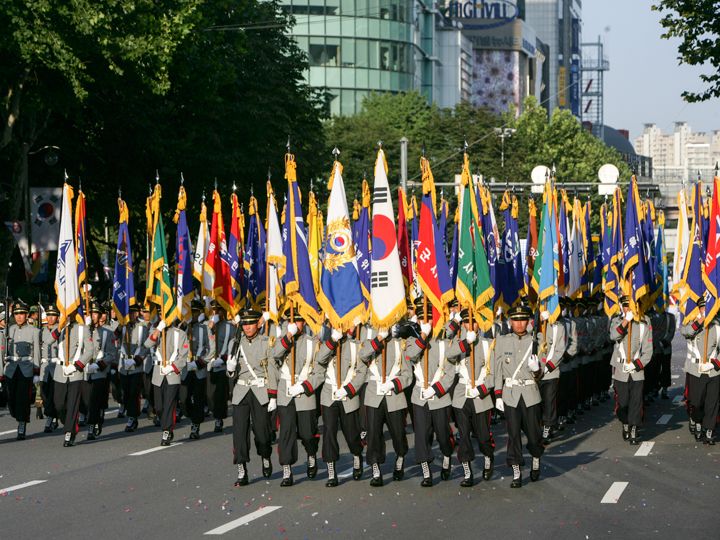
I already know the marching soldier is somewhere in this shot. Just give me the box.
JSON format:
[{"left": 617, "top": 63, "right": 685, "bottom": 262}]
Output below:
[
  {"left": 537, "top": 308, "right": 567, "bottom": 444},
  {"left": 609, "top": 295, "right": 653, "bottom": 445},
  {"left": 40, "top": 304, "right": 61, "bottom": 432},
  {"left": 311, "top": 324, "right": 367, "bottom": 487},
  {"left": 83, "top": 301, "right": 118, "bottom": 440},
  {"left": 207, "top": 301, "right": 232, "bottom": 432},
  {"left": 446, "top": 309, "right": 495, "bottom": 487},
  {"left": 681, "top": 298, "right": 719, "bottom": 444},
  {"left": 139, "top": 305, "right": 159, "bottom": 426},
  {"left": 659, "top": 310, "right": 676, "bottom": 400},
  {"left": 404, "top": 305, "right": 457, "bottom": 487},
  {"left": 271, "top": 315, "right": 321, "bottom": 486},
  {"left": 359, "top": 322, "right": 413, "bottom": 487},
  {"left": 557, "top": 298, "right": 578, "bottom": 429},
  {"left": 226, "top": 309, "right": 274, "bottom": 486},
  {"left": 1, "top": 301, "right": 41, "bottom": 439},
  {"left": 183, "top": 300, "right": 214, "bottom": 439},
  {"left": 54, "top": 320, "right": 94, "bottom": 446},
  {"left": 493, "top": 304, "right": 544, "bottom": 487},
  {"left": 144, "top": 313, "right": 188, "bottom": 446},
  {"left": 118, "top": 304, "right": 144, "bottom": 432}
]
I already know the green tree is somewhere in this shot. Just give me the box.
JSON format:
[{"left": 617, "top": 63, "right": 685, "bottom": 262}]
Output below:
[{"left": 652, "top": 0, "right": 720, "bottom": 102}]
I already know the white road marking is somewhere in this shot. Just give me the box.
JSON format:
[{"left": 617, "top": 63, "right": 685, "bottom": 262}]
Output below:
[
  {"left": 634, "top": 441, "right": 654, "bottom": 456},
  {"left": 204, "top": 506, "right": 282, "bottom": 535},
  {"left": 0, "top": 480, "right": 47, "bottom": 494},
  {"left": 0, "top": 429, "right": 17, "bottom": 436},
  {"left": 657, "top": 414, "right": 672, "bottom": 425},
  {"left": 601, "top": 482, "right": 629, "bottom": 504},
  {"left": 104, "top": 408, "right": 119, "bottom": 416},
  {"left": 337, "top": 467, "right": 355, "bottom": 479},
  {"left": 671, "top": 374, "right": 680, "bottom": 379},
  {"left": 129, "top": 442, "right": 183, "bottom": 456}
]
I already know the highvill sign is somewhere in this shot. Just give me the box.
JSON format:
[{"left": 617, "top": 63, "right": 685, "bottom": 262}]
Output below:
[{"left": 442, "top": 0, "right": 519, "bottom": 29}]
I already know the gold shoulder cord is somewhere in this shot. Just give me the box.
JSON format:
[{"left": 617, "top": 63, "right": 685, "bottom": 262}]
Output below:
[{"left": 485, "top": 338, "right": 496, "bottom": 377}]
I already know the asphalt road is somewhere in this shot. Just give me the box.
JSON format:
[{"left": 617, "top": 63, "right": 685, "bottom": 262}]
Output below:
[{"left": 0, "top": 333, "right": 718, "bottom": 539}]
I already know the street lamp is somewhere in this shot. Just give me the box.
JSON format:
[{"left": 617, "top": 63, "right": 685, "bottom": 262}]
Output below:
[{"left": 493, "top": 128, "right": 515, "bottom": 170}]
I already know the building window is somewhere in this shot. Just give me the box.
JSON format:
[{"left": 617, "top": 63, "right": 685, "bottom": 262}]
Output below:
[{"left": 309, "top": 41, "right": 340, "bottom": 66}]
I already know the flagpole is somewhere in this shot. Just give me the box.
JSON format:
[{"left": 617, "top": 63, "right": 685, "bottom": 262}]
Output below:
[
  {"left": 290, "top": 303, "right": 296, "bottom": 387},
  {"left": 469, "top": 305, "right": 475, "bottom": 391},
  {"left": 381, "top": 340, "right": 387, "bottom": 385},
  {"left": 423, "top": 294, "right": 429, "bottom": 390}
]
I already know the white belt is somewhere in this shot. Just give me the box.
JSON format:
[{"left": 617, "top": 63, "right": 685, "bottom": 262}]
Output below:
[
  {"left": 6, "top": 356, "right": 31, "bottom": 361},
  {"left": 235, "top": 378, "right": 266, "bottom": 387},
  {"left": 505, "top": 378, "right": 535, "bottom": 387}
]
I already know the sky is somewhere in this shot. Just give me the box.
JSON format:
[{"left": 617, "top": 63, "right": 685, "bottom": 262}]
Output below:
[{"left": 582, "top": 0, "right": 720, "bottom": 141}]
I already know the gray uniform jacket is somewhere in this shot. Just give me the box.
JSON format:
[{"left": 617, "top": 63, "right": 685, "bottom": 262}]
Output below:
[
  {"left": 446, "top": 330, "right": 495, "bottom": 413},
  {"left": 228, "top": 333, "right": 271, "bottom": 406},
  {"left": 539, "top": 321, "right": 567, "bottom": 381},
  {"left": 117, "top": 323, "right": 147, "bottom": 375},
  {"left": 609, "top": 315, "right": 653, "bottom": 382},
  {"left": 662, "top": 312, "right": 676, "bottom": 355},
  {"left": 144, "top": 326, "right": 188, "bottom": 386},
  {"left": 88, "top": 325, "right": 118, "bottom": 380},
  {"left": 561, "top": 317, "right": 578, "bottom": 373},
  {"left": 404, "top": 335, "right": 457, "bottom": 410},
  {"left": 680, "top": 320, "right": 720, "bottom": 378},
  {"left": 184, "top": 321, "right": 214, "bottom": 381},
  {"left": 53, "top": 325, "right": 94, "bottom": 383},
  {"left": 2, "top": 323, "right": 40, "bottom": 378},
  {"left": 310, "top": 337, "right": 367, "bottom": 413},
  {"left": 211, "top": 320, "right": 235, "bottom": 373},
  {"left": 493, "top": 331, "right": 541, "bottom": 408},
  {"left": 270, "top": 330, "right": 320, "bottom": 411},
  {"left": 359, "top": 334, "right": 411, "bottom": 413},
  {"left": 40, "top": 325, "right": 60, "bottom": 381}
]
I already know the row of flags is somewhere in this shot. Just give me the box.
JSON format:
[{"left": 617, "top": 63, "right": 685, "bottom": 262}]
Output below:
[{"left": 52, "top": 148, "right": 720, "bottom": 334}]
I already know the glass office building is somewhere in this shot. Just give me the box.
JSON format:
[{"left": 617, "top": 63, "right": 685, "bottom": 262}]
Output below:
[{"left": 280, "top": 0, "right": 418, "bottom": 116}]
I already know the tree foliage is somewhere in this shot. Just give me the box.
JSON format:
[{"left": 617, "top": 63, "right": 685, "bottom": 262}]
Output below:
[{"left": 652, "top": 0, "right": 720, "bottom": 102}]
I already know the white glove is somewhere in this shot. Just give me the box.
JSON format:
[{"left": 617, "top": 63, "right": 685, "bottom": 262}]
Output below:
[
  {"left": 410, "top": 315, "right": 418, "bottom": 324},
  {"left": 62, "top": 364, "right": 77, "bottom": 377},
  {"left": 540, "top": 310, "right": 550, "bottom": 321},
  {"left": 465, "top": 330, "right": 477, "bottom": 344},
  {"left": 156, "top": 320, "right": 166, "bottom": 332},
  {"left": 160, "top": 364, "right": 174, "bottom": 376},
  {"left": 187, "top": 360, "right": 197, "bottom": 371},
  {"left": 420, "top": 322, "right": 432, "bottom": 336},
  {"left": 422, "top": 386, "right": 436, "bottom": 400},
  {"left": 198, "top": 314, "right": 206, "bottom": 323},
  {"left": 33, "top": 375, "right": 40, "bottom": 385},
  {"left": 262, "top": 312, "right": 271, "bottom": 321},
  {"left": 622, "top": 362, "right": 636, "bottom": 373},
  {"left": 213, "top": 357, "right": 224, "bottom": 369},
  {"left": 96, "top": 351, "right": 105, "bottom": 361},
  {"left": 331, "top": 329, "right": 343, "bottom": 342},
  {"left": 495, "top": 306, "right": 503, "bottom": 317},
  {"left": 210, "top": 314, "right": 220, "bottom": 324},
  {"left": 334, "top": 387, "right": 348, "bottom": 399},
  {"left": 267, "top": 398, "right": 277, "bottom": 412},
  {"left": 624, "top": 311, "right": 634, "bottom": 322},
  {"left": 378, "top": 329, "right": 389, "bottom": 340},
  {"left": 84, "top": 315, "right": 92, "bottom": 326},
  {"left": 452, "top": 311, "right": 462, "bottom": 323},
  {"left": 467, "top": 386, "right": 480, "bottom": 399},
  {"left": 379, "top": 381, "right": 393, "bottom": 393},
  {"left": 288, "top": 383, "right": 304, "bottom": 397},
  {"left": 528, "top": 354, "right": 540, "bottom": 372},
  {"left": 495, "top": 398, "right": 505, "bottom": 412},
  {"left": 287, "top": 323, "right": 298, "bottom": 336},
  {"left": 226, "top": 358, "right": 237, "bottom": 372},
  {"left": 86, "top": 363, "right": 99, "bottom": 374},
  {"left": 699, "top": 362, "right": 714, "bottom": 373},
  {"left": 124, "top": 358, "right": 136, "bottom": 370},
  {"left": 233, "top": 314, "right": 241, "bottom": 324}
]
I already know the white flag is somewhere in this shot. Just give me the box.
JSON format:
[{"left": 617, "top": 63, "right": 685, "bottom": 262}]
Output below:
[
  {"left": 671, "top": 188, "right": 690, "bottom": 303},
  {"left": 266, "top": 192, "right": 284, "bottom": 321},
  {"left": 567, "top": 201, "right": 584, "bottom": 298},
  {"left": 30, "top": 187, "right": 62, "bottom": 252},
  {"left": 370, "top": 149, "right": 406, "bottom": 327},
  {"left": 54, "top": 183, "right": 80, "bottom": 328},
  {"left": 192, "top": 201, "right": 213, "bottom": 304}
]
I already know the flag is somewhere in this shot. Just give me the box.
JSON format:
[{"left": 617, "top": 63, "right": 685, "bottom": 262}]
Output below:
[
  {"left": 582, "top": 201, "right": 595, "bottom": 297},
  {"left": 173, "top": 186, "right": 194, "bottom": 321},
  {"left": 415, "top": 156, "right": 454, "bottom": 332},
  {"left": 192, "top": 198, "right": 213, "bottom": 302},
  {"left": 703, "top": 176, "right": 720, "bottom": 322},
  {"left": 30, "top": 187, "right": 62, "bottom": 252},
  {"left": 478, "top": 185, "right": 500, "bottom": 308},
  {"left": 54, "top": 182, "right": 81, "bottom": 328},
  {"left": 532, "top": 182, "right": 560, "bottom": 322},
  {"left": 145, "top": 185, "right": 178, "bottom": 324},
  {"left": 370, "top": 148, "right": 406, "bottom": 328},
  {"left": 228, "top": 192, "right": 244, "bottom": 315},
  {"left": 74, "top": 187, "right": 89, "bottom": 320},
  {"left": 622, "top": 177, "right": 652, "bottom": 317},
  {"left": 397, "top": 188, "right": 412, "bottom": 293},
  {"left": 653, "top": 209, "right": 668, "bottom": 313},
  {"left": 353, "top": 179, "right": 372, "bottom": 308},
  {"left": 671, "top": 187, "right": 690, "bottom": 304},
  {"left": 455, "top": 154, "right": 494, "bottom": 330},
  {"left": 525, "top": 198, "right": 539, "bottom": 303},
  {"left": 113, "top": 197, "right": 136, "bottom": 325},
  {"left": 497, "top": 190, "right": 523, "bottom": 310},
  {"left": 557, "top": 191, "right": 570, "bottom": 295},
  {"left": 604, "top": 188, "right": 624, "bottom": 316},
  {"left": 282, "top": 153, "right": 321, "bottom": 329},
  {"left": 567, "top": 198, "right": 584, "bottom": 298},
  {"left": 681, "top": 182, "right": 706, "bottom": 324},
  {"left": 205, "top": 190, "right": 233, "bottom": 313},
  {"left": 307, "top": 190, "right": 323, "bottom": 295},
  {"left": 243, "top": 194, "right": 266, "bottom": 309},
  {"left": 409, "top": 193, "right": 421, "bottom": 300},
  {"left": 448, "top": 206, "right": 459, "bottom": 288},
  {"left": 265, "top": 182, "right": 284, "bottom": 322}
]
